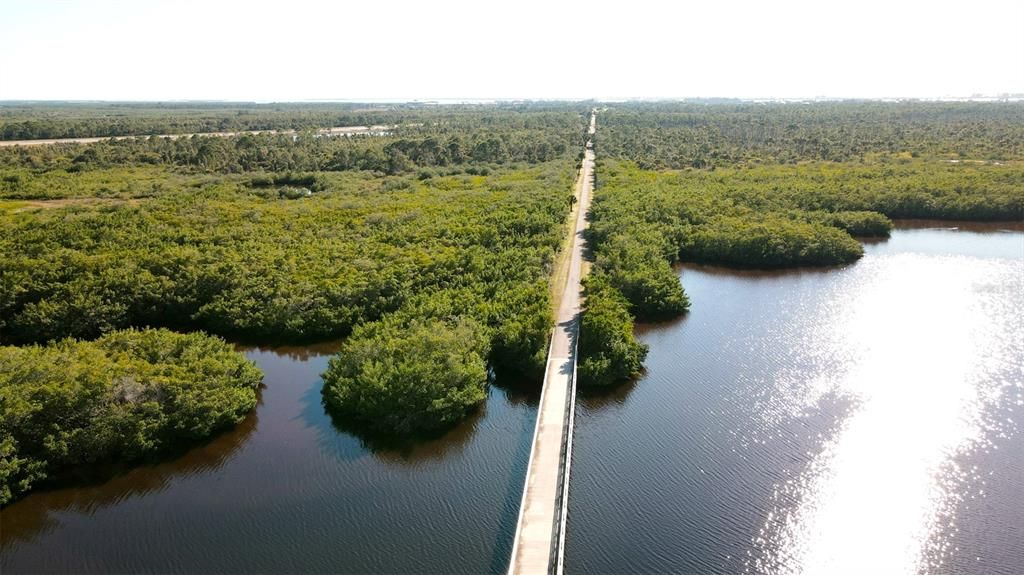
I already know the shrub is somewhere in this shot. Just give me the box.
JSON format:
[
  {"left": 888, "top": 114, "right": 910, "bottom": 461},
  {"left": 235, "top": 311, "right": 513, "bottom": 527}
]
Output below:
[
  {"left": 0, "top": 328, "right": 262, "bottom": 505},
  {"left": 594, "top": 230, "right": 690, "bottom": 321},
  {"left": 817, "top": 210, "right": 893, "bottom": 237},
  {"left": 577, "top": 276, "right": 648, "bottom": 387},
  {"left": 321, "top": 317, "right": 490, "bottom": 435},
  {"left": 681, "top": 216, "right": 863, "bottom": 268}
]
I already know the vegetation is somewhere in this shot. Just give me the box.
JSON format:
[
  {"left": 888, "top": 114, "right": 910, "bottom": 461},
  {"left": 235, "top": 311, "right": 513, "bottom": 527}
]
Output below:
[
  {"left": 1, "top": 105, "right": 586, "bottom": 440},
  {"left": 577, "top": 276, "right": 648, "bottom": 387},
  {"left": 0, "top": 163, "right": 573, "bottom": 353},
  {"left": 587, "top": 224, "right": 690, "bottom": 322},
  {"left": 0, "top": 328, "right": 261, "bottom": 505},
  {"left": 322, "top": 317, "right": 490, "bottom": 435},
  {"left": 578, "top": 102, "right": 1023, "bottom": 385},
  {"left": 596, "top": 101, "right": 1024, "bottom": 168},
  {"left": 589, "top": 157, "right": 1022, "bottom": 273},
  {"left": 0, "top": 105, "right": 584, "bottom": 177},
  {"left": 0, "top": 101, "right": 590, "bottom": 141},
  {"left": 3, "top": 101, "right": 1021, "bottom": 436},
  {"left": 0, "top": 128, "right": 578, "bottom": 177},
  {"left": 0, "top": 101, "right": 388, "bottom": 140},
  {"left": 679, "top": 214, "right": 863, "bottom": 268}
]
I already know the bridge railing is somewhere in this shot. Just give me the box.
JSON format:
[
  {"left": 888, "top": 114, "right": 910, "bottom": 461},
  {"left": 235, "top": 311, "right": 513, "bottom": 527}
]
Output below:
[
  {"left": 507, "top": 335, "right": 556, "bottom": 574},
  {"left": 552, "top": 318, "right": 581, "bottom": 575}
]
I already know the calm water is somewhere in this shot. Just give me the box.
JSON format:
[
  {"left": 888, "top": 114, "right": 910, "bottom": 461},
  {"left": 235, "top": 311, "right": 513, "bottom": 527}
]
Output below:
[
  {"left": 2, "top": 224, "right": 1022, "bottom": 574},
  {"left": 566, "top": 223, "right": 1024, "bottom": 574},
  {"left": 0, "top": 344, "right": 539, "bottom": 574}
]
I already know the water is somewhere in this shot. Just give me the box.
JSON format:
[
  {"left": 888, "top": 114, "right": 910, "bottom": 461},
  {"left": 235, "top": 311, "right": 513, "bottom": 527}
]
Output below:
[
  {"left": 2, "top": 224, "right": 1022, "bottom": 574},
  {"left": 0, "top": 343, "right": 538, "bottom": 574},
  {"left": 565, "top": 223, "right": 1024, "bottom": 574}
]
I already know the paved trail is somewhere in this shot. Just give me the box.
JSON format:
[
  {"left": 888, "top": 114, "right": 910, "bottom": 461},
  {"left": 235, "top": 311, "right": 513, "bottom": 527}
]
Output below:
[{"left": 508, "top": 110, "right": 596, "bottom": 575}]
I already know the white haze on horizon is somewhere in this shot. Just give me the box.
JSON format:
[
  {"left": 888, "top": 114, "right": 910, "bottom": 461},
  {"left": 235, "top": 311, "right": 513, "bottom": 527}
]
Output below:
[{"left": 1, "top": 0, "right": 1022, "bottom": 101}]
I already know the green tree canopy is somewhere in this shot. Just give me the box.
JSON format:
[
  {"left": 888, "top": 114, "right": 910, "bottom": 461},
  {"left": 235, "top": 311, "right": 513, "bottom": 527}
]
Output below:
[
  {"left": 321, "top": 317, "right": 490, "bottom": 435},
  {"left": 0, "top": 328, "right": 262, "bottom": 506},
  {"left": 577, "top": 275, "right": 649, "bottom": 387}
]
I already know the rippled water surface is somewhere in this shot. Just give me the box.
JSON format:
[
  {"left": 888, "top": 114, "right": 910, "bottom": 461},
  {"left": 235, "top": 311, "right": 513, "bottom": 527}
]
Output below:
[
  {"left": 566, "top": 224, "right": 1024, "bottom": 574},
  {"left": 0, "top": 344, "right": 538, "bottom": 573}
]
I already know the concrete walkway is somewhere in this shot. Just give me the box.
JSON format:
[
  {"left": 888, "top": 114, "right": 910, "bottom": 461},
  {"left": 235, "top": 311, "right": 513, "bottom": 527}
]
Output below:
[{"left": 508, "top": 111, "right": 595, "bottom": 575}]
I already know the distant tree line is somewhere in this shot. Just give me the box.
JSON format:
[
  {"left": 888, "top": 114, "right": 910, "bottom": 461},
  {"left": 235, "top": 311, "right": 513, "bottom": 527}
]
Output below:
[
  {"left": 0, "top": 101, "right": 592, "bottom": 141},
  {"left": 0, "top": 129, "right": 580, "bottom": 177},
  {"left": 597, "top": 101, "right": 1024, "bottom": 168},
  {"left": 0, "top": 109, "right": 587, "bottom": 183}
]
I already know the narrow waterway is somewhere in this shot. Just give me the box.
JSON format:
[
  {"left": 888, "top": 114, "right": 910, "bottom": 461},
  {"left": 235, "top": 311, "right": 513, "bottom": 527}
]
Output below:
[
  {"left": 0, "top": 344, "right": 538, "bottom": 574},
  {"left": 566, "top": 223, "right": 1024, "bottom": 574}
]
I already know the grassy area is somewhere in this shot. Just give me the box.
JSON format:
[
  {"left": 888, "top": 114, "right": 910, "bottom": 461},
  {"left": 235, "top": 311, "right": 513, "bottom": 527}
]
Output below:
[
  {"left": 547, "top": 162, "right": 584, "bottom": 320},
  {"left": 0, "top": 199, "right": 27, "bottom": 213}
]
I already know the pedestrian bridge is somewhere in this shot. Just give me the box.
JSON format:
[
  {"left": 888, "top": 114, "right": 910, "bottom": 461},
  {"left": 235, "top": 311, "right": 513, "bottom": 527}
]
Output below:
[{"left": 507, "top": 111, "right": 595, "bottom": 575}]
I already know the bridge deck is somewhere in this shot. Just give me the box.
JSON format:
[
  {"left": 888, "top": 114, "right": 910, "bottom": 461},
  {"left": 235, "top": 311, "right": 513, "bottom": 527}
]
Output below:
[{"left": 508, "top": 113, "right": 595, "bottom": 575}]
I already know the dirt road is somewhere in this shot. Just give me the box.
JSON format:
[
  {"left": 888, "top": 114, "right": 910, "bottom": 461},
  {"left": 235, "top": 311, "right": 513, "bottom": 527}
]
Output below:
[{"left": 0, "top": 125, "right": 393, "bottom": 147}]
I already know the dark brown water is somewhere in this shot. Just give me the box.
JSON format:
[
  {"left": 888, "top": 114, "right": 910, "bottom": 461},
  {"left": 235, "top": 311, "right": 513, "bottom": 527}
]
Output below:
[
  {"left": 566, "top": 223, "right": 1024, "bottom": 574},
  {"left": 0, "top": 343, "right": 539, "bottom": 574},
  {"left": 2, "top": 224, "right": 1022, "bottom": 575}
]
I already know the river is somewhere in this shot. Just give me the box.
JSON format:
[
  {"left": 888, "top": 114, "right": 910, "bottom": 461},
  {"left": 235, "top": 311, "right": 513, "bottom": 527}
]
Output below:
[
  {"left": 1, "top": 224, "right": 1022, "bottom": 574},
  {"left": 566, "top": 222, "right": 1024, "bottom": 574}
]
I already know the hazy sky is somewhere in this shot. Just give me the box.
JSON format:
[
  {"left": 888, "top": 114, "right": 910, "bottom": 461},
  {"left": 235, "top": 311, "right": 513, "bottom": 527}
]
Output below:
[{"left": 2, "top": 0, "right": 1022, "bottom": 101}]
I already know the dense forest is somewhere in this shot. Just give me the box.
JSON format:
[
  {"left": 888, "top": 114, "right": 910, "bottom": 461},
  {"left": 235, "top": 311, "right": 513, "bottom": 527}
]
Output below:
[
  {"left": 589, "top": 157, "right": 1024, "bottom": 271},
  {"left": 1, "top": 106, "right": 587, "bottom": 469},
  {"left": 577, "top": 275, "right": 649, "bottom": 387},
  {"left": 589, "top": 103, "right": 1023, "bottom": 277},
  {"left": 322, "top": 317, "right": 491, "bottom": 435},
  {"left": 0, "top": 101, "right": 591, "bottom": 141},
  {"left": 596, "top": 101, "right": 1024, "bottom": 168},
  {"left": 0, "top": 162, "right": 575, "bottom": 348},
  {"left": 0, "top": 114, "right": 584, "bottom": 179},
  {"left": 0, "top": 329, "right": 262, "bottom": 505}
]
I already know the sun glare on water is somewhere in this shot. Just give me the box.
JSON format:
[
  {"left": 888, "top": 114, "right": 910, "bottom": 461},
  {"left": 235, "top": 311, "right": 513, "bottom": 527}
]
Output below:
[{"left": 757, "top": 253, "right": 1023, "bottom": 575}]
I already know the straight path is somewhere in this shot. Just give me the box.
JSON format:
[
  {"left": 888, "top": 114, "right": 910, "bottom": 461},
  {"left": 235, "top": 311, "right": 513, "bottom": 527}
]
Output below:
[
  {"left": 508, "top": 110, "right": 596, "bottom": 575},
  {"left": 0, "top": 125, "right": 393, "bottom": 147}
]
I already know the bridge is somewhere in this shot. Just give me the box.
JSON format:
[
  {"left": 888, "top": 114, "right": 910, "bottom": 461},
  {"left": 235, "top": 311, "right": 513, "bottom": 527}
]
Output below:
[{"left": 507, "top": 110, "right": 596, "bottom": 575}]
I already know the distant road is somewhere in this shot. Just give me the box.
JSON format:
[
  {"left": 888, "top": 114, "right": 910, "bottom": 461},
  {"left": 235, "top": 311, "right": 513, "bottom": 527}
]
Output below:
[{"left": 0, "top": 125, "right": 393, "bottom": 147}]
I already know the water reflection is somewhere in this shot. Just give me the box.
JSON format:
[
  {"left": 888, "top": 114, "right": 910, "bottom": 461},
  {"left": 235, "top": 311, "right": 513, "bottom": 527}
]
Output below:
[
  {"left": 755, "top": 254, "right": 1023, "bottom": 574},
  {"left": 1, "top": 409, "right": 257, "bottom": 552},
  {"left": 320, "top": 397, "right": 487, "bottom": 465},
  {"left": 491, "top": 373, "right": 543, "bottom": 408},
  {"left": 567, "top": 226, "right": 1024, "bottom": 575},
  {"left": 680, "top": 262, "right": 847, "bottom": 279},
  {"left": 3, "top": 336, "right": 538, "bottom": 574},
  {"left": 577, "top": 377, "right": 641, "bottom": 410},
  {"left": 894, "top": 219, "right": 1024, "bottom": 233},
  {"left": 235, "top": 339, "right": 342, "bottom": 360}
]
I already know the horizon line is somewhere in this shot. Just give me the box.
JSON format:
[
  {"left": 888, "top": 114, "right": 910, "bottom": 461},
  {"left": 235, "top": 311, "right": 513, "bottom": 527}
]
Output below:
[{"left": 3, "top": 94, "right": 1024, "bottom": 105}]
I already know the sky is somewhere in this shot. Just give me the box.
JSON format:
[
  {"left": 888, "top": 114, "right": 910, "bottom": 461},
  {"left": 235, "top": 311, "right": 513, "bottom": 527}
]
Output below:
[{"left": 1, "top": 0, "right": 1022, "bottom": 101}]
